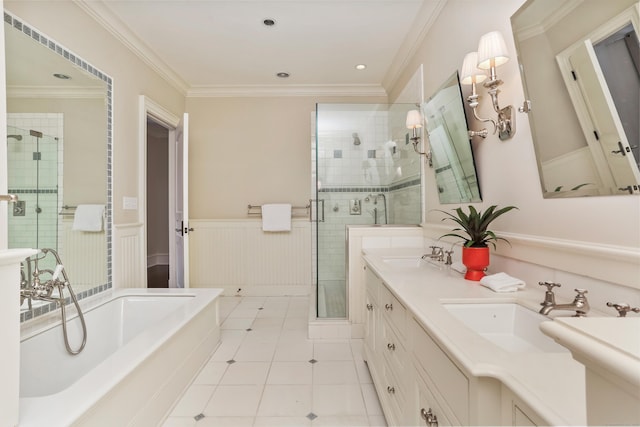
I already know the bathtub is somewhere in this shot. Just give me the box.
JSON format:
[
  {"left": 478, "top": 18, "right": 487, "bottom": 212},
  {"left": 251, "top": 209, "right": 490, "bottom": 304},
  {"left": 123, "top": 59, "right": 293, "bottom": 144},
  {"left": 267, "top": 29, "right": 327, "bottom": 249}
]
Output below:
[{"left": 19, "top": 288, "right": 222, "bottom": 427}]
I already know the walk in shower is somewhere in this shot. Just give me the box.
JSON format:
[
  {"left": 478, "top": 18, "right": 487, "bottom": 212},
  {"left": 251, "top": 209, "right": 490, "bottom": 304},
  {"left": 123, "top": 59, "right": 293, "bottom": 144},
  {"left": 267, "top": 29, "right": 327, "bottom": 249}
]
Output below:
[
  {"left": 315, "top": 103, "right": 422, "bottom": 318},
  {"left": 7, "top": 125, "right": 61, "bottom": 253}
]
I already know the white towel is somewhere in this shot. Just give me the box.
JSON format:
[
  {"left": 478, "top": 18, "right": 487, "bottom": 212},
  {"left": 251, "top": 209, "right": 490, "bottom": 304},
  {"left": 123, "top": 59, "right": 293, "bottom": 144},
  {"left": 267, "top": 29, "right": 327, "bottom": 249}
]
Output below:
[
  {"left": 479, "top": 272, "right": 526, "bottom": 293},
  {"left": 261, "top": 204, "right": 291, "bottom": 232},
  {"left": 72, "top": 204, "right": 105, "bottom": 232}
]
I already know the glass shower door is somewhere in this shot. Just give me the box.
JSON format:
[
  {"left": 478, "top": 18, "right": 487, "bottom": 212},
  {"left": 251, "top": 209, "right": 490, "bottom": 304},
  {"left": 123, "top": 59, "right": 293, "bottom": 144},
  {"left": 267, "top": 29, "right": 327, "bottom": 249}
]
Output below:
[
  {"left": 7, "top": 126, "right": 60, "bottom": 252},
  {"left": 315, "top": 103, "right": 422, "bottom": 319}
]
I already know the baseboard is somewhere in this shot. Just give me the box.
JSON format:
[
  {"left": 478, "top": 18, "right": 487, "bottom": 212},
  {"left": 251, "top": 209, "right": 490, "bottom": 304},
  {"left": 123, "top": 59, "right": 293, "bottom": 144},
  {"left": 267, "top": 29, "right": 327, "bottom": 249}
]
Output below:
[
  {"left": 190, "top": 284, "right": 312, "bottom": 297},
  {"left": 147, "top": 254, "right": 169, "bottom": 268}
]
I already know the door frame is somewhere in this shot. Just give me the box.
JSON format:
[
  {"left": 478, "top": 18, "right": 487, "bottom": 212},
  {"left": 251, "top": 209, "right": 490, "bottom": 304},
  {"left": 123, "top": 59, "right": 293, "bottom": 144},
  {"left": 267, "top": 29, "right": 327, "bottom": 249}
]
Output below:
[{"left": 138, "top": 96, "right": 180, "bottom": 287}]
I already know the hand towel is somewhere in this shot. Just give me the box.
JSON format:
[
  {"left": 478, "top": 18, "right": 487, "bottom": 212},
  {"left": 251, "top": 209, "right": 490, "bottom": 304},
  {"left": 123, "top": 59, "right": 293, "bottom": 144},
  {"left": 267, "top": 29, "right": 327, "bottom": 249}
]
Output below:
[
  {"left": 72, "top": 204, "right": 105, "bottom": 232},
  {"left": 479, "top": 272, "right": 526, "bottom": 293},
  {"left": 261, "top": 204, "right": 291, "bottom": 232}
]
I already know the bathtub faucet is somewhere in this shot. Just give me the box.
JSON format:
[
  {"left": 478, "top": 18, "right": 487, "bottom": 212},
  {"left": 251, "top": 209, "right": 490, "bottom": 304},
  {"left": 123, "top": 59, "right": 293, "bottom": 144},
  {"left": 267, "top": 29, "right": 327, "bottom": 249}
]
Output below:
[{"left": 20, "top": 248, "right": 88, "bottom": 355}]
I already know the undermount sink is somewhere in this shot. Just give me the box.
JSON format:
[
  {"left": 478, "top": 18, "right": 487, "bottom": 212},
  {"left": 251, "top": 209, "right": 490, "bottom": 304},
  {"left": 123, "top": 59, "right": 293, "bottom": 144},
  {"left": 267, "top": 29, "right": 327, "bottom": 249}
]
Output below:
[
  {"left": 382, "top": 256, "right": 443, "bottom": 270},
  {"left": 443, "top": 302, "right": 568, "bottom": 353}
]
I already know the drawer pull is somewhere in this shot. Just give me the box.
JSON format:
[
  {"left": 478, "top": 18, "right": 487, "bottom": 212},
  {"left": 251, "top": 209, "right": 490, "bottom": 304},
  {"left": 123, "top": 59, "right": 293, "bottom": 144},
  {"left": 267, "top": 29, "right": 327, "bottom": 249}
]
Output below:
[
  {"left": 387, "top": 386, "right": 395, "bottom": 394},
  {"left": 420, "top": 408, "right": 438, "bottom": 427},
  {"left": 366, "top": 303, "right": 373, "bottom": 311},
  {"left": 384, "top": 303, "right": 393, "bottom": 311},
  {"left": 387, "top": 343, "right": 396, "bottom": 351}
]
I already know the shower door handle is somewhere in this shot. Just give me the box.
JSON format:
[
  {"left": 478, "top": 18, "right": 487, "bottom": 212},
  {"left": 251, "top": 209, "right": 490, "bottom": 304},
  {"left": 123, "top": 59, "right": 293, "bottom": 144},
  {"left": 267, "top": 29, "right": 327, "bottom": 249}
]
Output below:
[{"left": 310, "top": 199, "right": 325, "bottom": 222}]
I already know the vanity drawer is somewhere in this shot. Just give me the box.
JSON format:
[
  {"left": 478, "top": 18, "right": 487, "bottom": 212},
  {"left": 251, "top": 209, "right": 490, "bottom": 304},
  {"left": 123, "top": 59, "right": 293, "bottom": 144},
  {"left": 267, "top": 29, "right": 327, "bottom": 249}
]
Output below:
[
  {"left": 381, "top": 317, "right": 407, "bottom": 376},
  {"left": 381, "top": 355, "right": 407, "bottom": 425},
  {"left": 412, "top": 318, "right": 469, "bottom": 425},
  {"left": 379, "top": 284, "right": 406, "bottom": 336}
]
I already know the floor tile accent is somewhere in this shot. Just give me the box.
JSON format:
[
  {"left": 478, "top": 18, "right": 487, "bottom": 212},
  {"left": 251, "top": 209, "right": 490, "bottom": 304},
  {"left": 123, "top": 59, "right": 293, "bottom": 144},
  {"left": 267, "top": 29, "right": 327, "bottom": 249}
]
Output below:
[{"left": 162, "top": 296, "right": 386, "bottom": 427}]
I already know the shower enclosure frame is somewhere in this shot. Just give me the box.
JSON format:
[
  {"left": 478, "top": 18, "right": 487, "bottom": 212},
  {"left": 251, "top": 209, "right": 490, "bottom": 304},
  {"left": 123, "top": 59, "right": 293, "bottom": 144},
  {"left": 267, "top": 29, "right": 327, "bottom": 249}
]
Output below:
[{"left": 314, "top": 103, "right": 422, "bottom": 319}]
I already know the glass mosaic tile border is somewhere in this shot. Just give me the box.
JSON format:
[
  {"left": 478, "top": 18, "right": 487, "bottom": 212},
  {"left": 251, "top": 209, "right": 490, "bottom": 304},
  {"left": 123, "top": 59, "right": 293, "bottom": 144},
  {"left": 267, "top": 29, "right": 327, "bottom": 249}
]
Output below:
[{"left": 5, "top": 11, "right": 114, "bottom": 322}]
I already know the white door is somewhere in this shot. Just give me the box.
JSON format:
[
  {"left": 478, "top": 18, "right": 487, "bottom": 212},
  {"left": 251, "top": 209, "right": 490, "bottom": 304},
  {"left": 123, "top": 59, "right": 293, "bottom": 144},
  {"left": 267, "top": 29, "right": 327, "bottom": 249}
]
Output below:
[
  {"left": 174, "top": 113, "right": 190, "bottom": 288},
  {"left": 568, "top": 40, "right": 640, "bottom": 192}
]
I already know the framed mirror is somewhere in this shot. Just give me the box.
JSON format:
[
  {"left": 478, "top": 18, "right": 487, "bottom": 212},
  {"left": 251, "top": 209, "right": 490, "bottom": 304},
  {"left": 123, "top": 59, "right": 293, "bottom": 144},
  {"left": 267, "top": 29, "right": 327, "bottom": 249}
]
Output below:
[
  {"left": 512, "top": 0, "right": 640, "bottom": 198},
  {"left": 4, "top": 12, "right": 113, "bottom": 320},
  {"left": 422, "top": 72, "right": 482, "bottom": 204}
]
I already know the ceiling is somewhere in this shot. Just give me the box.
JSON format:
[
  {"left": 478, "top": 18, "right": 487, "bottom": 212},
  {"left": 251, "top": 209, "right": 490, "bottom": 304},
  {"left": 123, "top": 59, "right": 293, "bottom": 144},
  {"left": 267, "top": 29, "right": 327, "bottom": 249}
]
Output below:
[{"left": 78, "top": 0, "right": 446, "bottom": 96}]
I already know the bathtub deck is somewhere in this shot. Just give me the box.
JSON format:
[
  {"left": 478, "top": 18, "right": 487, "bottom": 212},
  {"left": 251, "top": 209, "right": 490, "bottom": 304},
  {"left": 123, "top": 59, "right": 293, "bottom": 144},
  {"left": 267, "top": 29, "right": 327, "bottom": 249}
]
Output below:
[{"left": 162, "top": 296, "right": 386, "bottom": 427}]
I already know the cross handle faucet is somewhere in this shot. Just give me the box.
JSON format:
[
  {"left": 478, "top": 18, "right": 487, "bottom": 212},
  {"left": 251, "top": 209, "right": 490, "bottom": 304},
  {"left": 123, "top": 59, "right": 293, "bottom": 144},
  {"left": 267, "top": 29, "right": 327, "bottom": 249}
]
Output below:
[
  {"left": 538, "top": 281, "right": 561, "bottom": 307},
  {"left": 606, "top": 302, "right": 640, "bottom": 317}
]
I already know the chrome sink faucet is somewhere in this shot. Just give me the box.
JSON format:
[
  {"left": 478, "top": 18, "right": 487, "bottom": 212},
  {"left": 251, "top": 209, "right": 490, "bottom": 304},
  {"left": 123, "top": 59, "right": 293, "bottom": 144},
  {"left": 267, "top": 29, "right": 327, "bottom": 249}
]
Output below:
[
  {"left": 422, "top": 246, "right": 444, "bottom": 262},
  {"left": 538, "top": 282, "right": 590, "bottom": 317}
]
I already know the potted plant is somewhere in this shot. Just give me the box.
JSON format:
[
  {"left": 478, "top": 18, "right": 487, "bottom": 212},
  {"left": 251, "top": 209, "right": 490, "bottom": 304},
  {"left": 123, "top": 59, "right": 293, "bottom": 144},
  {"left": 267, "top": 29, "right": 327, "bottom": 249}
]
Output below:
[{"left": 438, "top": 205, "right": 517, "bottom": 281}]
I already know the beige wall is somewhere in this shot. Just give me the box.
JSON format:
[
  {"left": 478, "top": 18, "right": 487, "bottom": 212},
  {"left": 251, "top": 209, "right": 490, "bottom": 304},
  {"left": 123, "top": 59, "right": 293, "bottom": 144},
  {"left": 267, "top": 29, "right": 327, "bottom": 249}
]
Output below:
[
  {"left": 186, "top": 95, "right": 386, "bottom": 219},
  {"left": 388, "top": 0, "right": 640, "bottom": 251},
  {"left": 4, "top": 1, "right": 186, "bottom": 226}
]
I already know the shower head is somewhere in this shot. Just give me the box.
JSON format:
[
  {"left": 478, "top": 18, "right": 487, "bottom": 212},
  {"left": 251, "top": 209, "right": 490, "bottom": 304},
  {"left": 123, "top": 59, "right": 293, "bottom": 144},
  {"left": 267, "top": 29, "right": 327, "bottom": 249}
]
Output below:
[
  {"left": 8, "top": 134, "right": 22, "bottom": 141},
  {"left": 352, "top": 132, "right": 361, "bottom": 146}
]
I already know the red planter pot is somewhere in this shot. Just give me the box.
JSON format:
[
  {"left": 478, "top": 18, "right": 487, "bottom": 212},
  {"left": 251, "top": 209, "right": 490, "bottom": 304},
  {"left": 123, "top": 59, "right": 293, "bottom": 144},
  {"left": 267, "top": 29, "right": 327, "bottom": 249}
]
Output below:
[{"left": 462, "top": 246, "right": 490, "bottom": 281}]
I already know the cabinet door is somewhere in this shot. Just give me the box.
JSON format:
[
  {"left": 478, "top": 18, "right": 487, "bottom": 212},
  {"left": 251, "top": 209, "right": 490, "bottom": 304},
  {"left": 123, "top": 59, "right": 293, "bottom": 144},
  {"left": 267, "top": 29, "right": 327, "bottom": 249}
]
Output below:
[
  {"left": 364, "top": 289, "right": 377, "bottom": 355},
  {"left": 502, "top": 387, "right": 547, "bottom": 426},
  {"left": 413, "top": 370, "right": 453, "bottom": 426}
]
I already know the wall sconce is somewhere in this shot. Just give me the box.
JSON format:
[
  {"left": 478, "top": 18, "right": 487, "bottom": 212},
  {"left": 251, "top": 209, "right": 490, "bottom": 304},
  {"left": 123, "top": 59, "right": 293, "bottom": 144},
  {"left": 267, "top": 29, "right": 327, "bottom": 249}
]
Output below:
[
  {"left": 460, "top": 51, "right": 491, "bottom": 139},
  {"left": 462, "top": 30, "right": 515, "bottom": 140},
  {"left": 406, "top": 109, "right": 433, "bottom": 166}
]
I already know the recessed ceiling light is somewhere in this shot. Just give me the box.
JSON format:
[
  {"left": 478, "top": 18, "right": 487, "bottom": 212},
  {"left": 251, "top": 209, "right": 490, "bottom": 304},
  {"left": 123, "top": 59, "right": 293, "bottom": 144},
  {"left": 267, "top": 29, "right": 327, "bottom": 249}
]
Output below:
[
  {"left": 355, "top": 64, "right": 367, "bottom": 70},
  {"left": 276, "top": 72, "right": 290, "bottom": 78},
  {"left": 53, "top": 73, "right": 71, "bottom": 80},
  {"left": 263, "top": 18, "right": 276, "bottom": 26}
]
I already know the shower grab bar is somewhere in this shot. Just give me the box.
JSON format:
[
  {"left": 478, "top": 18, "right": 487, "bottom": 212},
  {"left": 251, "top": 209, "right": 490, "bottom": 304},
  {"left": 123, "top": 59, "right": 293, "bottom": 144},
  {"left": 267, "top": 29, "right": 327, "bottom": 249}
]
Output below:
[{"left": 0, "top": 194, "right": 19, "bottom": 202}]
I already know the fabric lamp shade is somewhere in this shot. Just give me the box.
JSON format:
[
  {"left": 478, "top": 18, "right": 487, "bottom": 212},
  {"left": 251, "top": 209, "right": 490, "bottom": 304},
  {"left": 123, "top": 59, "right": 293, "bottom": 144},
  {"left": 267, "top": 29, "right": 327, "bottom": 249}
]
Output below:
[
  {"left": 460, "top": 52, "right": 488, "bottom": 85},
  {"left": 477, "top": 31, "right": 509, "bottom": 70},
  {"left": 405, "top": 109, "right": 422, "bottom": 129}
]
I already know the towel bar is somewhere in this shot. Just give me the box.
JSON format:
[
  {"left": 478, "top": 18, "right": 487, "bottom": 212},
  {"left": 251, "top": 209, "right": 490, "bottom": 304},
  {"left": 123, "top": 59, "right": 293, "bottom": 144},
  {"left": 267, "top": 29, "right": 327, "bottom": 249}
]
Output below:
[{"left": 247, "top": 203, "right": 311, "bottom": 220}]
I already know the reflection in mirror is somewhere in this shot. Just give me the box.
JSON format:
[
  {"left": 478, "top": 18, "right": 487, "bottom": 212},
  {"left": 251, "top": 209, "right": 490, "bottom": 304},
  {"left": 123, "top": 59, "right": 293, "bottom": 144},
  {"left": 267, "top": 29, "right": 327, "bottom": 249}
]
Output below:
[
  {"left": 512, "top": 0, "right": 640, "bottom": 198},
  {"left": 4, "top": 12, "right": 113, "bottom": 321},
  {"left": 422, "top": 72, "right": 482, "bottom": 204}
]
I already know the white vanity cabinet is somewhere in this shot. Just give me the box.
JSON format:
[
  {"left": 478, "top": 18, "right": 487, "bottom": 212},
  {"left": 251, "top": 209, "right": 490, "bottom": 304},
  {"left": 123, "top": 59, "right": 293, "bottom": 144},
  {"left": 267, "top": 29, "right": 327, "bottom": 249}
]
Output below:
[
  {"left": 363, "top": 265, "right": 409, "bottom": 425},
  {"left": 501, "top": 387, "right": 547, "bottom": 426},
  {"left": 363, "top": 261, "right": 544, "bottom": 427}
]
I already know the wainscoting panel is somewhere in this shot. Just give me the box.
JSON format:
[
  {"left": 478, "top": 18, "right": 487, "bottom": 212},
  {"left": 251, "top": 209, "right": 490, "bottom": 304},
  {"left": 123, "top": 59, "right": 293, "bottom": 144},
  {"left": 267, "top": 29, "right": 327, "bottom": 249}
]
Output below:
[
  {"left": 189, "top": 219, "right": 312, "bottom": 295},
  {"left": 59, "top": 218, "right": 107, "bottom": 291},
  {"left": 113, "top": 223, "right": 144, "bottom": 288}
]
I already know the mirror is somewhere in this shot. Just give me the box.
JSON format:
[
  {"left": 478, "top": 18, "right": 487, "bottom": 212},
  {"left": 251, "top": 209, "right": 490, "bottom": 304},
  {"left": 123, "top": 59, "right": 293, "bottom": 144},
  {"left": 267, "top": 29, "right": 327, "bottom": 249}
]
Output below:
[
  {"left": 422, "top": 72, "right": 482, "bottom": 204},
  {"left": 512, "top": 0, "right": 640, "bottom": 198},
  {"left": 4, "top": 11, "right": 112, "bottom": 319}
]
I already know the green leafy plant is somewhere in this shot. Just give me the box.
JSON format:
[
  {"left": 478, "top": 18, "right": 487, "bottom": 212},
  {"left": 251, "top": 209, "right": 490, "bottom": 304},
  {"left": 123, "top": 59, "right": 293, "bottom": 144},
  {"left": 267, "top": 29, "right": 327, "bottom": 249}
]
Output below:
[{"left": 438, "top": 205, "right": 518, "bottom": 249}]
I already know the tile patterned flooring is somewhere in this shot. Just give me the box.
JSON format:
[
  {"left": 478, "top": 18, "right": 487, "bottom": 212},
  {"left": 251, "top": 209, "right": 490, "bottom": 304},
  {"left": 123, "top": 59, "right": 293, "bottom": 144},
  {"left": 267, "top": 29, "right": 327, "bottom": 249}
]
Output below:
[{"left": 162, "top": 296, "right": 387, "bottom": 427}]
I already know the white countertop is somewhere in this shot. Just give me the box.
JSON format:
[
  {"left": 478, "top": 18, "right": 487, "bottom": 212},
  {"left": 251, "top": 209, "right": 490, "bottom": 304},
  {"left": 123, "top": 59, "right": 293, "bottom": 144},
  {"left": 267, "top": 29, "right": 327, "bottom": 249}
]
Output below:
[
  {"left": 362, "top": 247, "right": 587, "bottom": 426},
  {"left": 541, "top": 317, "right": 640, "bottom": 392}
]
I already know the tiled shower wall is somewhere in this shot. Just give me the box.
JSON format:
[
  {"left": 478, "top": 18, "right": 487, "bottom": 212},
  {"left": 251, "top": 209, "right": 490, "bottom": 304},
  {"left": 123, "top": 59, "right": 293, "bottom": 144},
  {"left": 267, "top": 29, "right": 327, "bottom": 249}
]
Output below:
[
  {"left": 316, "top": 107, "right": 422, "bottom": 289},
  {"left": 7, "top": 113, "right": 64, "bottom": 253}
]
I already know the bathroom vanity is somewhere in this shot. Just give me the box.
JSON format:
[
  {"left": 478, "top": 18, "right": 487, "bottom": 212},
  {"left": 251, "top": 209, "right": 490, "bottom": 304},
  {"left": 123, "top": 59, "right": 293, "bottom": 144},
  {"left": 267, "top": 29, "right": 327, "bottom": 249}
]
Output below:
[{"left": 362, "top": 248, "right": 594, "bottom": 426}]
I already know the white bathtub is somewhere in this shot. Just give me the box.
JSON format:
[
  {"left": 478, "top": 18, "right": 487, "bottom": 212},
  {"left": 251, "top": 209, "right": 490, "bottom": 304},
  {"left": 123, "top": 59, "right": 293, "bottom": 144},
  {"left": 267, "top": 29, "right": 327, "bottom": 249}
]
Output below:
[{"left": 19, "top": 288, "right": 222, "bottom": 427}]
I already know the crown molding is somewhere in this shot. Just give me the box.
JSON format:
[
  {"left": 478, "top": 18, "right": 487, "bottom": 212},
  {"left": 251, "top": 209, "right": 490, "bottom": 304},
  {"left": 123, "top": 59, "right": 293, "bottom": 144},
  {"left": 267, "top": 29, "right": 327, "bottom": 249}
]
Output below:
[
  {"left": 514, "top": 0, "right": 582, "bottom": 42},
  {"left": 382, "top": 0, "right": 448, "bottom": 92},
  {"left": 7, "top": 85, "right": 106, "bottom": 99},
  {"left": 74, "top": 0, "right": 189, "bottom": 95},
  {"left": 187, "top": 84, "right": 388, "bottom": 98}
]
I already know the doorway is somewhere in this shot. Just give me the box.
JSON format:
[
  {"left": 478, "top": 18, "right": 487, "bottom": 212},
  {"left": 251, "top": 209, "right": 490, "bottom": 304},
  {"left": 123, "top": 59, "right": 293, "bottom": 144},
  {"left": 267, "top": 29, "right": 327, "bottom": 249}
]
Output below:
[{"left": 146, "top": 120, "right": 169, "bottom": 288}]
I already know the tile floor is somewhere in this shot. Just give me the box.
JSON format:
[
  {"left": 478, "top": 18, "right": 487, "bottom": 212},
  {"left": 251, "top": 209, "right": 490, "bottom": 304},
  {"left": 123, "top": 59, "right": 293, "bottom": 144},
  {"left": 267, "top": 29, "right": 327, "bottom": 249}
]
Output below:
[{"left": 162, "top": 296, "right": 387, "bottom": 427}]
